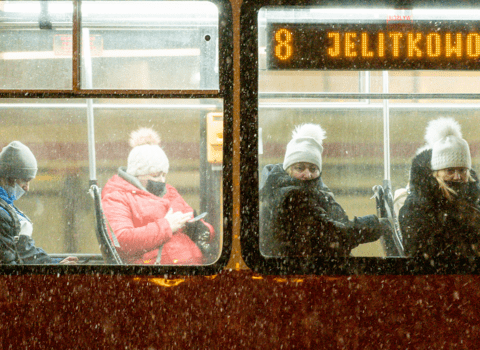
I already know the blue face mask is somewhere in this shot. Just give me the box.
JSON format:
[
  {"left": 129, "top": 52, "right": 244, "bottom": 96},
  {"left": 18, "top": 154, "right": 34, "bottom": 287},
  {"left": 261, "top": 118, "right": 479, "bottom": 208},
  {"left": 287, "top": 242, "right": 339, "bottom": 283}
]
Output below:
[{"left": 5, "top": 183, "right": 25, "bottom": 200}]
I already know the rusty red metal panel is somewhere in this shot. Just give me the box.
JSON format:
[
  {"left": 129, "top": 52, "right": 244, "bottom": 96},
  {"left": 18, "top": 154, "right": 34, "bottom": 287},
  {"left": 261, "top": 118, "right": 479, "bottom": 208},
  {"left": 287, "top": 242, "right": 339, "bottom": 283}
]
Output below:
[{"left": 0, "top": 271, "right": 479, "bottom": 348}]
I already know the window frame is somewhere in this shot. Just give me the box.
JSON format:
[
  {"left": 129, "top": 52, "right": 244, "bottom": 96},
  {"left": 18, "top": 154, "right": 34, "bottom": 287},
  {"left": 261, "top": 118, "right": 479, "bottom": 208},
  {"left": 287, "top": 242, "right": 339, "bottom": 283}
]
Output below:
[
  {"left": 0, "top": 0, "right": 233, "bottom": 276},
  {"left": 240, "top": 0, "right": 480, "bottom": 275}
]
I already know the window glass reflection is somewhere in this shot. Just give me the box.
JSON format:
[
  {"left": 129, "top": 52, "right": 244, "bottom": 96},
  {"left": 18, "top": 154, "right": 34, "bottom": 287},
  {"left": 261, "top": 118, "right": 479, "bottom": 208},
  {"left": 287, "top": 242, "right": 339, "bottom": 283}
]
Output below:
[
  {"left": 258, "top": 7, "right": 480, "bottom": 94},
  {"left": 258, "top": 99, "right": 480, "bottom": 258},
  {"left": 81, "top": 1, "right": 219, "bottom": 90},
  {"left": 94, "top": 99, "right": 223, "bottom": 265},
  {"left": 258, "top": 107, "right": 386, "bottom": 257},
  {"left": 0, "top": 99, "right": 90, "bottom": 263},
  {"left": 0, "top": 98, "right": 223, "bottom": 265},
  {"left": 0, "top": 1, "right": 73, "bottom": 89},
  {"left": 257, "top": 6, "right": 480, "bottom": 260}
]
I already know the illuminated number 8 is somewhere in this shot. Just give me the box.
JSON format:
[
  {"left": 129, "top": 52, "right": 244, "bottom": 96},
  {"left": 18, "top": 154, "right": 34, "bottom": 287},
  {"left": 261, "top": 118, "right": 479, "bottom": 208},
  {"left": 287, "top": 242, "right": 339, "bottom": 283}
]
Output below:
[{"left": 275, "top": 28, "right": 293, "bottom": 60}]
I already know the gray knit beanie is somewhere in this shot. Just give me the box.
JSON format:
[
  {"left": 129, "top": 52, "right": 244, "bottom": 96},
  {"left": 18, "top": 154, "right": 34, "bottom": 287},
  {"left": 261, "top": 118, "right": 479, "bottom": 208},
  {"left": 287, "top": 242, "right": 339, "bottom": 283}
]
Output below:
[
  {"left": 283, "top": 123, "right": 326, "bottom": 172},
  {"left": 0, "top": 141, "right": 38, "bottom": 179},
  {"left": 424, "top": 117, "right": 471, "bottom": 170}
]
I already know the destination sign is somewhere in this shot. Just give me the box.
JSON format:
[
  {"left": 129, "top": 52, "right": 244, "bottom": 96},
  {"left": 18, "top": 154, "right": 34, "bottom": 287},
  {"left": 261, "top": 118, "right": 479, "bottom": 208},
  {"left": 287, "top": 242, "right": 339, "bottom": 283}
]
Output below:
[{"left": 267, "top": 22, "right": 480, "bottom": 70}]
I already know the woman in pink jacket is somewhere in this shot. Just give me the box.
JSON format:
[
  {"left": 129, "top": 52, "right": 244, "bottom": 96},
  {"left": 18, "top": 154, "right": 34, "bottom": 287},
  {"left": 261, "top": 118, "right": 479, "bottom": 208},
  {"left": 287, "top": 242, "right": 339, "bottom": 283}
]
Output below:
[{"left": 101, "top": 128, "right": 216, "bottom": 265}]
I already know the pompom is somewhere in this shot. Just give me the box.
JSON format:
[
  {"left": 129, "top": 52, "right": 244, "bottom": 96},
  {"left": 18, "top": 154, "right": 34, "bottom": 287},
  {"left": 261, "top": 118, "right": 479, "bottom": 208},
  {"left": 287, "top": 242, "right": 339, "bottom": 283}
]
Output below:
[
  {"left": 292, "top": 123, "right": 326, "bottom": 145},
  {"left": 129, "top": 127, "right": 161, "bottom": 148},
  {"left": 424, "top": 117, "right": 462, "bottom": 147}
]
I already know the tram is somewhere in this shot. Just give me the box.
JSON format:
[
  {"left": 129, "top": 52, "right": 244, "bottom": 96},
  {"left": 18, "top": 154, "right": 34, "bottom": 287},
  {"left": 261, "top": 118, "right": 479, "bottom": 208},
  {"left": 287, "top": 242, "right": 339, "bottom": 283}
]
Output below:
[{"left": 1, "top": 0, "right": 480, "bottom": 348}]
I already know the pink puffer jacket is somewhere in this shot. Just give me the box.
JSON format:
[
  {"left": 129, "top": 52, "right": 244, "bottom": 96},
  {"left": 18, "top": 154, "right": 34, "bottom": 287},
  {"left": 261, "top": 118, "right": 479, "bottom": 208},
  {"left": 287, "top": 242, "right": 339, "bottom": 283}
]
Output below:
[{"left": 101, "top": 174, "right": 213, "bottom": 265}]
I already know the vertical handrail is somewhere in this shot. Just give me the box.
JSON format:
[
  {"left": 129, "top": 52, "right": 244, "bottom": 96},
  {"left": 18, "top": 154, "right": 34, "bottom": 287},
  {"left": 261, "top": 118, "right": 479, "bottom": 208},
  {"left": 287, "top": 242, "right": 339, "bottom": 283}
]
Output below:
[
  {"left": 82, "top": 27, "right": 97, "bottom": 185},
  {"left": 381, "top": 71, "right": 405, "bottom": 257},
  {"left": 382, "top": 71, "right": 390, "bottom": 183},
  {"left": 360, "top": 71, "right": 371, "bottom": 104}
]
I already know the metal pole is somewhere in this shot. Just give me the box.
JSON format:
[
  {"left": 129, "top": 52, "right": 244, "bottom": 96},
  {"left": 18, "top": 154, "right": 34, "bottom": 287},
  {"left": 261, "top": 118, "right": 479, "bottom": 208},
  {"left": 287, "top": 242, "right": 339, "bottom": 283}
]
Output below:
[
  {"left": 83, "top": 27, "right": 97, "bottom": 184},
  {"left": 382, "top": 71, "right": 390, "bottom": 183},
  {"left": 360, "top": 71, "right": 371, "bottom": 104},
  {"left": 381, "top": 71, "right": 405, "bottom": 256}
]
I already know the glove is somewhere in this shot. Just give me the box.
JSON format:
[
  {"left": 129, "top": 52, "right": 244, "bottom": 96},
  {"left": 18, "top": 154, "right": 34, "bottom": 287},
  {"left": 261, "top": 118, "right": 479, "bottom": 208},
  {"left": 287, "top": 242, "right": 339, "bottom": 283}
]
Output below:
[
  {"left": 354, "top": 215, "right": 390, "bottom": 243},
  {"left": 183, "top": 220, "right": 198, "bottom": 241},
  {"left": 195, "top": 230, "right": 217, "bottom": 262},
  {"left": 183, "top": 216, "right": 217, "bottom": 262}
]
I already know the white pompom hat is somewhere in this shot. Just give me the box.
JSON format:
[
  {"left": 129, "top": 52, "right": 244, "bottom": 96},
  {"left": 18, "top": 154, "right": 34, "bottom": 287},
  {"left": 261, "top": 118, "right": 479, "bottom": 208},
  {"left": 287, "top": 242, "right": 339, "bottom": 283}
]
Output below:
[
  {"left": 424, "top": 117, "right": 471, "bottom": 171},
  {"left": 283, "top": 123, "right": 326, "bottom": 172},
  {"left": 126, "top": 127, "right": 169, "bottom": 176}
]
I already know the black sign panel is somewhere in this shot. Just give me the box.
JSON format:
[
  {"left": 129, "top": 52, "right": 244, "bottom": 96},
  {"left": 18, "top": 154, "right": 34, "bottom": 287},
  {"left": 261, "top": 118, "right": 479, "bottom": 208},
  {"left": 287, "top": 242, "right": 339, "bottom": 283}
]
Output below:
[{"left": 267, "top": 22, "right": 480, "bottom": 70}]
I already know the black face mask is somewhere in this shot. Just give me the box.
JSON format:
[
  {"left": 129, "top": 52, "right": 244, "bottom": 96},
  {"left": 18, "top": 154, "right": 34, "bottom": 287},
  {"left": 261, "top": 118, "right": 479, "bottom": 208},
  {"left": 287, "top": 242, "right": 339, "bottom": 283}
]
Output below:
[
  {"left": 445, "top": 181, "right": 469, "bottom": 198},
  {"left": 146, "top": 180, "right": 166, "bottom": 197}
]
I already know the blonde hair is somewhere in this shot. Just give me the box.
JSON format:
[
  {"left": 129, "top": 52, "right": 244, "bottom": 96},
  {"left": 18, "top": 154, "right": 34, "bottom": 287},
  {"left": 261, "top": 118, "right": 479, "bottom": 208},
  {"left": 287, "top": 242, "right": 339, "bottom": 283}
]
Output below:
[
  {"left": 285, "top": 166, "right": 293, "bottom": 177},
  {"left": 433, "top": 169, "right": 474, "bottom": 201}
]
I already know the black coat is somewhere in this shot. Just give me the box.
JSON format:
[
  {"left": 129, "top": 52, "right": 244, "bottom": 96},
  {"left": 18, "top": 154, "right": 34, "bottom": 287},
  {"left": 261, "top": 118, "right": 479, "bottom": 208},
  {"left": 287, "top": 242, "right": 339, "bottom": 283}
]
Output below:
[
  {"left": 399, "top": 149, "right": 480, "bottom": 258},
  {"left": 0, "top": 197, "right": 51, "bottom": 264},
  {"left": 259, "top": 164, "right": 384, "bottom": 257}
]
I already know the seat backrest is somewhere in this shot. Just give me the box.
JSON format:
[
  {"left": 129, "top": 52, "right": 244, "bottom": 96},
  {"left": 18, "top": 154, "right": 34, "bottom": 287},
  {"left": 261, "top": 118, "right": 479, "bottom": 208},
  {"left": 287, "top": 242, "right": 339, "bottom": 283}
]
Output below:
[{"left": 90, "top": 185, "right": 123, "bottom": 265}]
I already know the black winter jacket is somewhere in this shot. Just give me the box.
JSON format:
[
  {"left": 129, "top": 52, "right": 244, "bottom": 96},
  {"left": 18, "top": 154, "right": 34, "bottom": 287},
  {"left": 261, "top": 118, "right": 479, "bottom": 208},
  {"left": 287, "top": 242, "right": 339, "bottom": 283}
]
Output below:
[
  {"left": 0, "top": 195, "right": 51, "bottom": 264},
  {"left": 399, "top": 149, "right": 480, "bottom": 258},
  {"left": 259, "top": 164, "right": 385, "bottom": 257}
]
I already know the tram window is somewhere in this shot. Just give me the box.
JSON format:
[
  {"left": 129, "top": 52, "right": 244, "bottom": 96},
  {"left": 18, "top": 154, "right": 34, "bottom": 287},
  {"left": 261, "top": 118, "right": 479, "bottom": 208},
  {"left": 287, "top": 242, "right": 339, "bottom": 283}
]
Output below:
[
  {"left": 0, "top": 0, "right": 232, "bottom": 272},
  {"left": 0, "top": 1, "right": 73, "bottom": 89},
  {"left": 0, "top": 0, "right": 219, "bottom": 91},
  {"left": 258, "top": 106, "right": 385, "bottom": 258},
  {"left": 0, "top": 99, "right": 93, "bottom": 255},
  {"left": 94, "top": 99, "right": 224, "bottom": 266},
  {"left": 0, "top": 98, "right": 224, "bottom": 266},
  {"left": 80, "top": 1, "right": 219, "bottom": 90},
  {"left": 241, "top": 1, "right": 480, "bottom": 274}
]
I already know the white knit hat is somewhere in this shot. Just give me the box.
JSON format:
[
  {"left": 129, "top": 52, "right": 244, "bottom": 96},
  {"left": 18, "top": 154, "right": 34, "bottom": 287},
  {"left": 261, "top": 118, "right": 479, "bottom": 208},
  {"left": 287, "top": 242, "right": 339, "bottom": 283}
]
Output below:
[
  {"left": 424, "top": 117, "right": 471, "bottom": 170},
  {"left": 283, "top": 123, "right": 326, "bottom": 172},
  {"left": 126, "top": 128, "right": 169, "bottom": 176}
]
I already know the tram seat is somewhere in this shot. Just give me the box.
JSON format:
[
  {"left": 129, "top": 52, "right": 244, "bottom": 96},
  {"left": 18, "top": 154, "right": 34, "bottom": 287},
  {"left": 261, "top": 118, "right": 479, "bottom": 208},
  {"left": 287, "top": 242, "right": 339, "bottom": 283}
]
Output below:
[
  {"left": 372, "top": 185, "right": 405, "bottom": 257},
  {"left": 90, "top": 185, "right": 124, "bottom": 265}
]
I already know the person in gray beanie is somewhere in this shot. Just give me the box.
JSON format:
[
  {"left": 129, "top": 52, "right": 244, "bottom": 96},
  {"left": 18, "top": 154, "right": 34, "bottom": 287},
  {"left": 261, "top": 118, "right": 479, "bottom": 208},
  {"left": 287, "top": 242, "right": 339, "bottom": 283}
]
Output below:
[
  {"left": 399, "top": 117, "right": 480, "bottom": 258},
  {"left": 0, "top": 141, "right": 77, "bottom": 264},
  {"left": 259, "top": 123, "right": 391, "bottom": 258}
]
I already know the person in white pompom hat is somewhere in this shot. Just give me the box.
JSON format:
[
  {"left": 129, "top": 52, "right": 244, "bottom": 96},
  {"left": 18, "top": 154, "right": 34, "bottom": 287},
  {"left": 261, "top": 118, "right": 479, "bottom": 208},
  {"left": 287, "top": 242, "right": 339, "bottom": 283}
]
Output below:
[
  {"left": 259, "top": 123, "right": 390, "bottom": 258},
  {"left": 101, "top": 127, "right": 216, "bottom": 265},
  {"left": 399, "top": 117, "right": 480, "bottom": 258},
  {"left": 282, "top": 123, "right": 325, "bottom": 181},
  {"left": 126, "top": 128, "right": 170, "bottom": 179}
]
